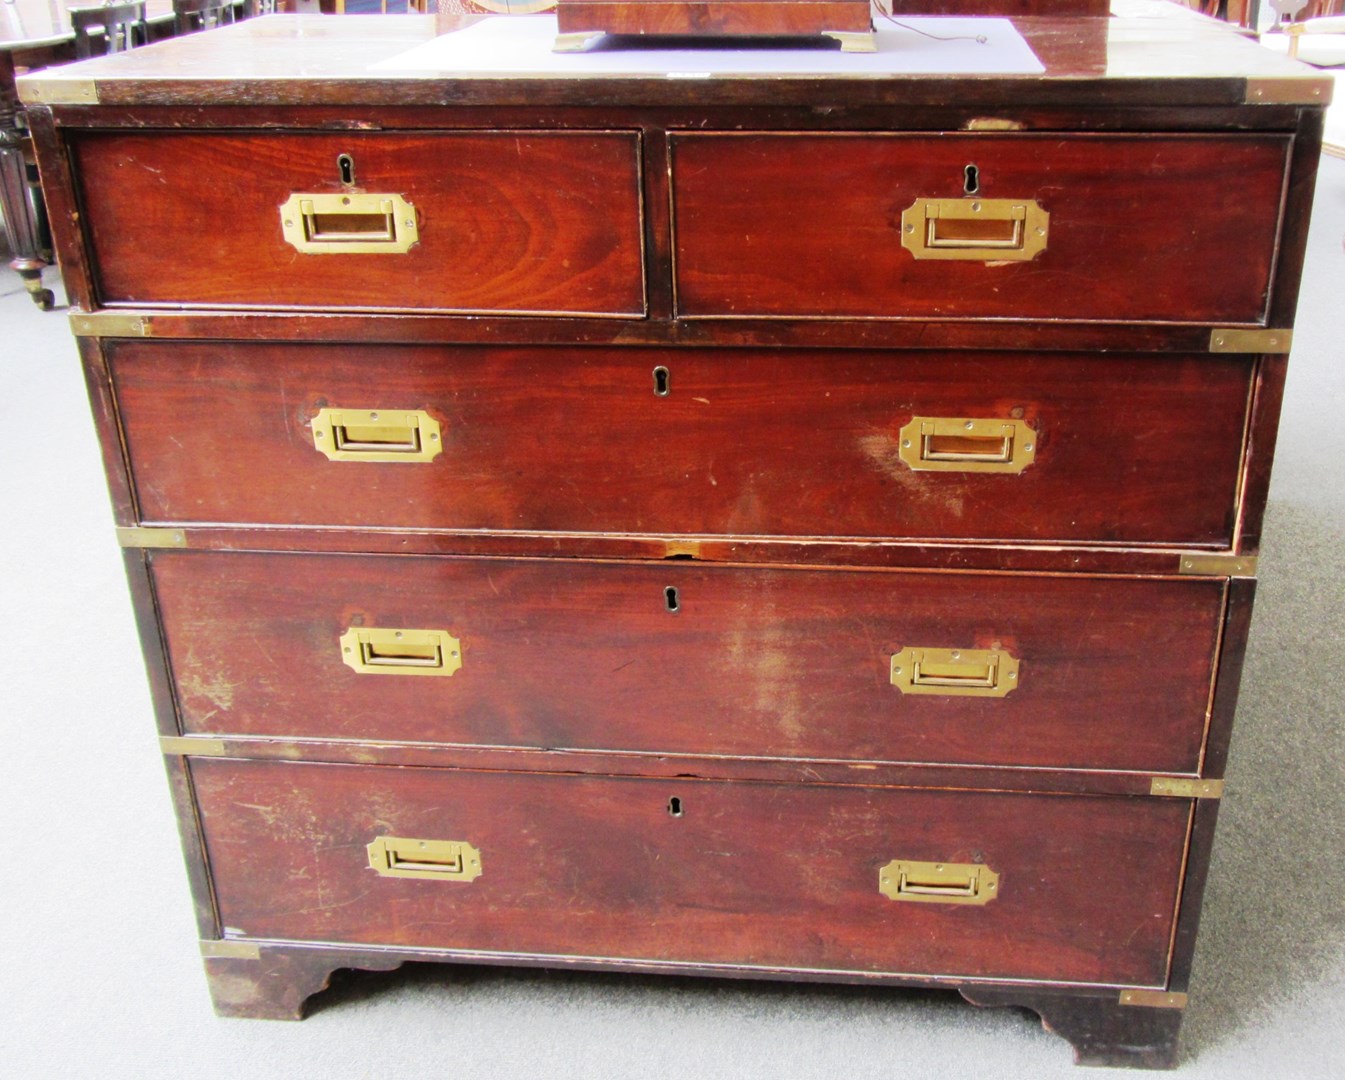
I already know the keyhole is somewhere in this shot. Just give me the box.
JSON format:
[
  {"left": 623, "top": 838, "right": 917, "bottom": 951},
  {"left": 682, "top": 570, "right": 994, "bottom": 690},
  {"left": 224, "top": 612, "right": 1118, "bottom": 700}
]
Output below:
[
  {"left": 963, "top": 163, "right": 980, "bottom": 195},
  {"left": 338, "top": 153, "right": 355, "bottom": 186},
  {"left": 653, "top": 366, "right": 670, "bottom": 397},
  {"left": 668, "top": 797, "right": 683, "bottom": 817},
  {"left": 664, "top": 586, "right": 680, "bottom": 613}
]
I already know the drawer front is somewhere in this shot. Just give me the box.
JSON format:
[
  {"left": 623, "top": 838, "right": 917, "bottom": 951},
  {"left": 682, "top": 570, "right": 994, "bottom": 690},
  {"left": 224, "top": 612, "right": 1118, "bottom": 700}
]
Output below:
[
  {"left": 671, "top": 133, "right": 1289, "bottom": 323},
  {"left": 156, "top": 551, "right": 1223, "bottom": 774},
  {"left": 112, "top": 342, "right": 1251, "bottom": 547},
  {"left": 72, "top": 131, "right": 645, "bottom": 314},
  {"left": 194, "top": 760, "right": 1188, "bottom": 987}
]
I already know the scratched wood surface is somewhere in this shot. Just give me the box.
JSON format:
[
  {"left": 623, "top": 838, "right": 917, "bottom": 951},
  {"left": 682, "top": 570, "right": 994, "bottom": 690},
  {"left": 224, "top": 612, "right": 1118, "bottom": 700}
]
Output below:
[
  {"left": 110, "top": 342, "right": 1253, "bottom": 546},
  {"left": 193, "top": 759, "right": 1189, "bottom": 987},
  {"left": 71, "top": 130, "right": 646, "bottom": 314},
  {"left": 670, "top": 132, "right": 1291, "bottom": 323},
  {"left": 153, "top": 550, "right": 1225, "bottom": 773}
]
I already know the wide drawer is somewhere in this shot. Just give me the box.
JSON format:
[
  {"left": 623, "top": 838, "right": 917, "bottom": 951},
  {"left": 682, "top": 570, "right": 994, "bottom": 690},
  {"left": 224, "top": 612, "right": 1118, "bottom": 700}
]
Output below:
[
  {"left": 111, "top": 341, "right": 1252, "bottom": 547},
  {"left": 193, "top": 759, "right": 1189, "bottom": 987},
  {"left": 71, "top": 131, "right": 645, "bottom": 314},
  {"left": 155, "top": 551, "right": 1224, "bottom": 774},
  {"left": 670, "top": 132, "right": 1289, "bottom": 323}
]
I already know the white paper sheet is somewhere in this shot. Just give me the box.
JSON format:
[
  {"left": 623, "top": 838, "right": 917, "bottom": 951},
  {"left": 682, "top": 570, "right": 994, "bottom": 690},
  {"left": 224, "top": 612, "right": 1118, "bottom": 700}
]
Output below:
[{"left": 368, "top": 14, "right": 1045, "bottom": 77}]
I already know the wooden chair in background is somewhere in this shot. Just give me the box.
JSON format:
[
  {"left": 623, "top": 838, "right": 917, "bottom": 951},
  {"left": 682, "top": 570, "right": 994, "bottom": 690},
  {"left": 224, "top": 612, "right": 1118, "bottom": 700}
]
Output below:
[
  {"left": 71, "top": 2, "right": 150, "bottom": 59},
  {"left": 173, "top": 0, "right": 238, "bottom": 34}
]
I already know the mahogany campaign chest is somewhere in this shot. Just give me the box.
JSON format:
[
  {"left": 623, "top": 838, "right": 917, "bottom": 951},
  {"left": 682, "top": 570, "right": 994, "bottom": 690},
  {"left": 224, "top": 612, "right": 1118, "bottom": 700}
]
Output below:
[{"left": 20, "top": 5, "right": 1329, "bottom": 1068}]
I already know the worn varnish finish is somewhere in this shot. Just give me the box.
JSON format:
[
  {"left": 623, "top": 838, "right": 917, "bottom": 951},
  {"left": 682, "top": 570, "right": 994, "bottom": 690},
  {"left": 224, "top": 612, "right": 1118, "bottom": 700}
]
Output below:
[
  {"left": 23, "top": 5, "right": 1326, "bottom": 1067},
  {"left": 152, "top": 550, "right": 1224, "bottom": 772},
  {"left": 193, "top": 759, "right": 1189, "bottom": 987},
  {"left": 72, "top": 130, "right": 646, "bottom": 313},
  {"left": 111, "top": 341, "right": 1252, "bottom": 546},
  {"left": 670, "top": 133, "right": 1290, "bottom": 324}
]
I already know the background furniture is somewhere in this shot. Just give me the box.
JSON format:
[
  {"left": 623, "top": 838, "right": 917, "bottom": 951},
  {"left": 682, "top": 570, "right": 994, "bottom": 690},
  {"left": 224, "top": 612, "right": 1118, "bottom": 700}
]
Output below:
[
  {"left": 18, "top": 6, "right": 1329, "bottom": 1069},
  {"left": 172, "top": 0, "right": 236, "bottom": 34},
  {"left": 72, "top": 1, "right": 150, "bottom": 58}
]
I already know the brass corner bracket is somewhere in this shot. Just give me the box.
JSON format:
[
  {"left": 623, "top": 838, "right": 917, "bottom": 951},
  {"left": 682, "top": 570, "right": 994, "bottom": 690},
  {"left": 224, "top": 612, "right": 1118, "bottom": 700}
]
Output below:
[
  {"left": 1119, "top": 989, "right": 1188, "bottom": 1010},
  {"left": 200, "top": 940, "right": 262, "bottom": 960},
  {"left": 159, "top": 736, "right": 227, "bottom": 757},
  {"left": 70, "top": 312, "right": 151, "bottom": 338},
  {"left": 1209, "top": 328, "right": 1292, "bottom": 353},
  {"left": 1244, "top": 77, "right": 1332, "bottom": 105},
  {"left": 1178, "top": 554, "right": 1257, "bottom": 577},
  {"left": 117, "top": 527, "right": 187, "bottom": 549},
  {"left": 18, "top": 78, "right": 99, "bottom": 106},
  {"left": 1150, "top": 777, "right": 1225, "bottom": 799}
]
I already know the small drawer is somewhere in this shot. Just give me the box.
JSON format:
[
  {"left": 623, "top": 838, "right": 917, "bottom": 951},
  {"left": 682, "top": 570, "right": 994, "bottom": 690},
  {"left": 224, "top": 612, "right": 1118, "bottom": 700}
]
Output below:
[
  {"left": 670, "top": 132, "right": 1289, "bottom": 323},
  {"left": 194, "top": 759, "right": 1189, "bottom": 988},
  {"left": 110, "top": 341, "right": 1252, "bottom": 548},
  {"left": 72, "top": 130, "right": 645, "bottom": 315},
  {"left": 154, "top": 550, "right": 1224, "bottom": 774}
]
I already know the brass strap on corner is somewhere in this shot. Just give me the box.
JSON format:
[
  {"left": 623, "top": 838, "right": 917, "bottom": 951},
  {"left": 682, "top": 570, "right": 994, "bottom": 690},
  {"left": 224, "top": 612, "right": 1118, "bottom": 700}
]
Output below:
[
  {"left": 1150, "top": 778, "right": 1224, "bottom": 799},
  {"left": 70, "top": 312, "right": 151, "bottom": 338},
  {"left": 1119, "top": 989, "right": 1188, "bottom": 1009},
  {"left": 1243, "top": 77, "right": 1332, "bottom": 105},
  {"left": 18, "top": 78, "right": 99, "bottom": 106},
  {"left": 200, "top": 940, "right": 262, "bottom": 960},
  {"left": 1209, "top": 328, "right": 1292, "bottom": 353},
  {"left": 160, "top": 736, "right": 227, "bottom": 757},
  {"left": 1178, "top": 554, "right": 1257, "bottom": 577},
  {"left": 117, "top": 527, "right": 187, "bottom": 549}
]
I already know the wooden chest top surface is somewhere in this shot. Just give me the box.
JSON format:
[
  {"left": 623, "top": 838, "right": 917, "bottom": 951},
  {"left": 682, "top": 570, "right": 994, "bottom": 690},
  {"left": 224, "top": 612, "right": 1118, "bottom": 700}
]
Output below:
[{"left": 16, "top": 2, "right": 1332, "bottom": 109}]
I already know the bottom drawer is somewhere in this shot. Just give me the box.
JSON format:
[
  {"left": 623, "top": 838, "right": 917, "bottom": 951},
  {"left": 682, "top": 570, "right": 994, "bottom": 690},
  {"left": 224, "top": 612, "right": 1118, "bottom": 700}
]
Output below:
[{"left": 194, "top": 761, "right": 1189, "bottom": 988}]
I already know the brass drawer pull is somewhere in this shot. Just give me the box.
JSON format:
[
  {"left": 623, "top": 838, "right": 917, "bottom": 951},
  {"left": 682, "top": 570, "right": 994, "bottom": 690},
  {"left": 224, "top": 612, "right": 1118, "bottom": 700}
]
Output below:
[
  {"left": 890, "top": 647, "right": 1020, "bottom": 698},
  {"left": 280, "top": 192, "right": 419, "bottom": 254},
  {"left": 898, "top": 416, "right": 1036, "bottom": 474},
  {"left": 901, "top": 197, "right": 1049, "bottom": 262},
  {"left": 311, "top": 408, "right": 442, "bottom": 463},
  {"left": 879, "top": 859, "right": 999, "bottom": 906},
  {"left": 340, "top": 627, "right": 462, "bottom": 677},
  {"left": 367, "top": 836, "right": 482, "bottom": 882}
]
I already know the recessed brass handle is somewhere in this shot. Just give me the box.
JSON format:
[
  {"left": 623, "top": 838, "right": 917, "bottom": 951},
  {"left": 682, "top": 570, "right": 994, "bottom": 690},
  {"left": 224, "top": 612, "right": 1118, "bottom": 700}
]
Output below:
[
  {"left": 311, "top": 408, "right": 442, "bottom": 463},
  {"left": 890, "top": 647, "right": 1020, "bottom": 698},
  {"left": 367, "top": 836, "right": 482, "bottom": 882},
  {"left": 879, "top": 859, "right": 999, "bottom": 905},
  {"left": 897, "top": 416, "right": 1036, "bottom": 474},
  {"left": 901, "top": 197, "right": 1049, "bottom": 262},
  {"left": 280, "top": 192, "right": 419, "bottom": 254},
  {"left": 340, "top": 627, "right": 462, "bottom": 677}
]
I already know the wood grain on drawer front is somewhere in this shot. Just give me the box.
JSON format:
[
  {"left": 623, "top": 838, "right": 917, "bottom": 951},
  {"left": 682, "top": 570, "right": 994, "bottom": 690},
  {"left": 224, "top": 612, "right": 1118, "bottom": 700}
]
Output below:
[
  {"left": 155, "top": 551, "right": 1223, "bottom": 774},
  {"left": 670, "top": 133, "right": 1289, "bottom": 323},
  {"left": 193, "top": 760, "right": 1188, "bottom": 987},
  {"left": 111, "top": 342, "right": 1251, "bottom": 547},
  {"left": 71, "top": 131, "right": 645, "bottom": 314}
]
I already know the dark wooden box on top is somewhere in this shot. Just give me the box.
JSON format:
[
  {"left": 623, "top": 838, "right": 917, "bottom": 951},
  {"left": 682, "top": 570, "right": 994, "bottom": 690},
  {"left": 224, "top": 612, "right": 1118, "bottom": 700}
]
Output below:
[
  {"left": 18, "top": 2, "right": 1329, "bottom": 1069},
  {"left": 547, "top": 0, "right": 1110, "bottom": 50}
]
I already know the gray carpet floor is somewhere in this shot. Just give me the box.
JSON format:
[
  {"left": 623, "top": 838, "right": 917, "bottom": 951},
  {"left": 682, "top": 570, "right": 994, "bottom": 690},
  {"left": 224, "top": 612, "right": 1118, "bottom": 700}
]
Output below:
[{"left": 1, "top": 156, "right": 1341, "bottom": 1079}]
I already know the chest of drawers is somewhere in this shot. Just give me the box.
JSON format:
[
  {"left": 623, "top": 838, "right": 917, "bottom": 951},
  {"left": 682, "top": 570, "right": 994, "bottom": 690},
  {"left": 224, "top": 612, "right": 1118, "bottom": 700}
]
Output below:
[{"left": 20, "top": 6, "right": 1329, "bottom": 1068}]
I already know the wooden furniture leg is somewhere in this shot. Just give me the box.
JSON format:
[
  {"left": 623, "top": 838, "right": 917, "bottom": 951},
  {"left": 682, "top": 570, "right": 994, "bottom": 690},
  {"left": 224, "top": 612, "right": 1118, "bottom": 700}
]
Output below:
[
  {"left": 202, "top": 943, "right": 405, "bottom": 1020},
  {"left": 0, "top": 54, "right": 54, "bottom": 310},
  {"left": 961, "top": 988, "right": 1184, "bottom": 1069}
]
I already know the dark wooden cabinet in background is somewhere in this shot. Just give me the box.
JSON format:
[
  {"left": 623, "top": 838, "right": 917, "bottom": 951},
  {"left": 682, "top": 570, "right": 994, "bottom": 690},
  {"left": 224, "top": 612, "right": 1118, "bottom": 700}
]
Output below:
[{"left": 20, "top": 5, "right": 1329, "bottom": 1068}]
